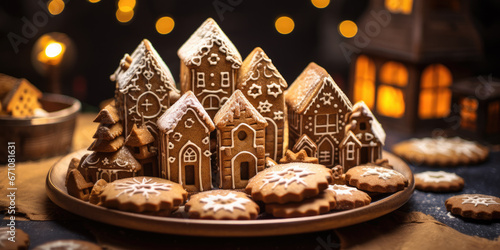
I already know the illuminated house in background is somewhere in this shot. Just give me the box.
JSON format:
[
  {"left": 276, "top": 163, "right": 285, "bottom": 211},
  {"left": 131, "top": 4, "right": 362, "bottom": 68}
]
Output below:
[{"left": 349, "top": 0, "right": 482, "bottom": 132}]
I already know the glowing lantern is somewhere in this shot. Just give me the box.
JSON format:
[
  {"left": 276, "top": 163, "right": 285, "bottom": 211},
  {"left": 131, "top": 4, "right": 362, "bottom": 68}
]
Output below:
[{"left": 348, "top": 0, "right": 482, "bottom": 133}]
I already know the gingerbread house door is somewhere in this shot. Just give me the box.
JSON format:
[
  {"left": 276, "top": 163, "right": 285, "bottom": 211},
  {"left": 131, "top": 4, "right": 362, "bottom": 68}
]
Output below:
[
  {"left": 317, "top": 137, "right": 334, "bottom": 167},
  {"left": 180, "top": 143, "right": 201, "bottom": 189},
  {"left": 231, "top": 152, "right": 257, "bottom": 189},
  {"left": 264, "top": 118, "right": 277, "bottom": 160}
]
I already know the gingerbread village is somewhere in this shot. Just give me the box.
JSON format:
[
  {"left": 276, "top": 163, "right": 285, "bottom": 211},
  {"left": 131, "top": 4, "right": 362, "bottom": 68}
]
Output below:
[{"left": 66, "top": 18, "right": 387, "bottom": 201}]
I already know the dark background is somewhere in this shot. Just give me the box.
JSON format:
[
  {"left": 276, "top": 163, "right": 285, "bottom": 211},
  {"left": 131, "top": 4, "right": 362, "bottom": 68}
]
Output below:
[{"left": 1, "top": 0, "right": 500, "bottom": 110}]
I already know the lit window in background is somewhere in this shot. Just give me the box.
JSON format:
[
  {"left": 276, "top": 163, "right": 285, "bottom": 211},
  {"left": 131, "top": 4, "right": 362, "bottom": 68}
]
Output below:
[
  {"left": 275, "top": 16, "right": 295, "bottom": 35},
  {"left": 45, "top": 42, "right": 64, "bottom": 58},
  {"left": 47, "top": 0, "right": 65, "bottom": 15},
  {"left": 311, "top": 0, "right": 330, "bottom": 9},
  {"left": 156, "top": 16, "right": 175, "bottom": 35},
  {"left": 116, "top": 0, "right": 136, "bottom": 23},
  {"left": 338, "top": 20, "right": 358, "bottom": 38}
]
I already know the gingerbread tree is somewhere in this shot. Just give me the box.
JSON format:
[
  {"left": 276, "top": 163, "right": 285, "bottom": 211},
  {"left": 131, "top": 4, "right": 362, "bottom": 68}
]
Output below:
[{"left": 79, "top": 102, "right": 141, "bottom": 183}]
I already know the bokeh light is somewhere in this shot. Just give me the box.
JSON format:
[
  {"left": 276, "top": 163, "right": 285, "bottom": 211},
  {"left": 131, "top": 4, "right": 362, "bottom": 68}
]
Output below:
[
  {"left": 47, "top": 0, "right": 65, "bottom": 15},
  {"left": 116, "top": 9, "right": 134, "bottom": 23},
  {"left": 156, "top": 16, "right": 175, "bottom": 35},
  {"left": 338, "top": 20, "right": 358, "bottom": 38},
  {"left": 118, "top": 0, "right": 136, "bottom": 12},
  {"left": 88, "top": 0, "right": 101, "bottom": 3},
  {"left": 275, "top": 16, "right": 295, "bottom": 35},
  {"left": 311, "top": 0, "right": 330, "bottom": 9}
]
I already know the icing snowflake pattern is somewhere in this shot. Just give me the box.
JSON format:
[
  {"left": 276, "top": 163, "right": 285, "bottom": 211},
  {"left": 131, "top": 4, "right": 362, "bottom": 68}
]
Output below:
[
  {"left": 36, "top": 241, "right": 82, "bottom": 250},
  {"left": 200, "top": 193, "right": 250, "bottom": 212},
  {"left": 320, "top": 93, "right": 334, "bottom": 105},
  {"left": 257, "top": 100, "right": 273, "bottom": 113},
  {"left": 259, "top": 166, "right": 315, "bottom": 190},
  {"left": 267, "top": 82, "right": 282, "bottom": 98},
  {"left": 461, "top": 196, "right": 500, "bottom": 207},
  {"left": 361, "top": 167, "right": 404, "bottom": 180},
  {"left": 410, "top": 137, "right": 484, "bottom": 157},
  {"left": 248, "top": 84, "right": 262, "bottom": 99},
  {"left": 115, "top": 178, "right": 171, "bottom": 199},
  {"left": 327, "top": 184, "right": 357, "bottom": 196},
  {"left": 416, "top": 171, "right": 459, "bottom": 183}
]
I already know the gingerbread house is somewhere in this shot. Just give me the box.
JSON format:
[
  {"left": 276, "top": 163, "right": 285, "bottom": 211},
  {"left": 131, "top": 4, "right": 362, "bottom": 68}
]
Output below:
[
  {"left": 214, "top": 90, "right": 268, "bottom": 189},
  {"left": 339, "top": 131, "right": 362, "bottom": 171},
  {"left": 178, "top": 18, "right": 242, "bottom": 119},
  {"left": 125, "top": 123, "right": 158, "bottom": 177},
  {"left": 237, "top": 47, "right": 288, "bottom": 161},
  {"left": 157, "top": 91, "right": 215, "bottom": 192},
  {"left": 111, "top": 39, "right": 180, "bottom": 140},
  {"left": 344, "top": 101, "right": 386, "bottom": 164},
  {"left": 292, "top": 134, "right": 318, "bottom": 158},
  {"left": 0, "top": 76, "right": 42, "bottom": 117},
  {"left": 285, "top": 63, "right": 353, "bottom": 168}
]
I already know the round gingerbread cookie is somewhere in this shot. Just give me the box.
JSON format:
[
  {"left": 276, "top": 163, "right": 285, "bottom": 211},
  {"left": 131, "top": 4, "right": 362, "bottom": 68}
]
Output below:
[
  {"left": 245, "top": 163, "right": 333, "bottom": 204},
  {"left": 345, "top": 166, "right": 408, "bottom": 193},
  {"left": 0, "top": 227, "right": 29, "bottom": 250},
  {"left": 415, "top": 171, "right": 464, "bottom": 192},
  {"left": 33, "top": 240, "right": 101, "bottom": 250},
  {"left": 326, "top": 184, "right": 371, "bottom": 210},
  {"left": 445, "top": 194, "right": 500, "bottom": 220},
  {"left": 100, "top": 177, "right": 187, "bottom": 213},
  {"left": 185, "top": 190, "right": 259, "bottom": 220},
  {"left": 265, "top": 191, "right": 336, "bottom": 218},
  {"left": 392, "top": 137, "right": 489, "bottom": 167}
]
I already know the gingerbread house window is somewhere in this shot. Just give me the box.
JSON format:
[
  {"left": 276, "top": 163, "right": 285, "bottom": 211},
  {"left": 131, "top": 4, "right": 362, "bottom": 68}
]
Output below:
[
  {"left": 202, "top": 95, "right": 220, "bottom": 110},
  {"left": 460, "top": 97, "right": 478, "bottom": 131},
  {"left": 385, "top": 0, "right": 413, "bottom": 14},
  {"left": 314, "top": 114, "right": 338, "bottom": 135},
  {"left": 197, "top": 72, "right": 205, "bottom": 88},
  {"left": 237, "top": 130, "right": 247, "bottom": 141},
  {"left": 419, "top": 64, "right": 452, "bottom": 119},
  {"left": 290, "top": 111, "right": 299, "bottom": 129},
  {"left": 353, "top": 55, "right": 376, "bottom": 109},
  {"left": 221, "top": 71, "right": 230, "bottom": 87},
  {"left": 487, "top": 101, "right": 500, "bottom": 134},
  {"left": 240, "top": 162, "right": 250, "bottom": 180},
  {"left": 346, "top": 142, "right": 355, "bottom": 160},
  {"left": 183, "top": 148, "right": 197, "bottom": 162},
  {"left": 376, "top": 61, "right": 407, "bottom": 118}
]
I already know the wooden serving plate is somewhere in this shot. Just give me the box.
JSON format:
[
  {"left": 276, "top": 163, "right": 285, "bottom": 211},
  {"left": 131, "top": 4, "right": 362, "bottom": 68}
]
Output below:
[{"left": 46, "top": 150, "right": 414, "bottom": 237}]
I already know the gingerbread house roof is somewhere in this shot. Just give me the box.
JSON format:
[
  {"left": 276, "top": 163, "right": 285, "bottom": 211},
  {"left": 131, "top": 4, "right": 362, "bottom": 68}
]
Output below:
[
  {"left": 93, "top": 122, "right": 123, "bottom": 141},
  {"left": 340, "top": 130, "right": 362, "bottom": 148},
  {"left": 292, "top": 134, "right": 317, "bottom": 152},
  {"left": 125, "top": 123, "right": 155, "bottom": 147},
  {"left": 83, "top": 146, "right": 141, "bottom": 171},
  {"left": 285, "top": 62, "right": 352, "bottom": 114},
  {"left": 237, "top": 47, "right": 287, "bottom": 89},
  {"left": 213, "top": 90, "right": 267, "bottom": 128},
  {"left": 111, "top": 39, "right": 178, "bottom": 93},
  {"left": 157, "top": 91, "right": 215, "bottom": 133},
  {"left": 94, "top": 102, "right": 120, "bottom": 124},
  {"left": 178, "top": 18, "right": 242, "bottom": 69},
  {"left": 347, "top": 101, "right": 386, "bottom": 145}
]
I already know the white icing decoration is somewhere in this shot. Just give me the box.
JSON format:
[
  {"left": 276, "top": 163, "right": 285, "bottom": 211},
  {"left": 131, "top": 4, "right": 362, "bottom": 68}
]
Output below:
[
  {"left": 415, "top": 171, "right": 460, "bottom": 183},
  {"left": 102, "top": 157, "right": 110, "bottom": 165},
  {"left": 168, "top": 157, "right": 176, "bottom": 163},
  {"left": 257, "top": 100, "right": 272, "bottom": 113},
  {"left": 36, "top": 241, "right": 82, "bottom": 250},
  {"left": 319, "top": 92, "right": 333, "bottom": 105},
  {"left": 259, "top": 166, "right": 315, "bottom": 190},
  {"left": 202, "top": 137, "right": 210, "bottom": 145},
  {"left": 361, "top": 167, "right": 404, "bottom": 180},
  {"left": 173, "top": 132, "right": 183, "bottom": 142},
  {"left": 184, "top": 118, "right": 194, "bottom": 128},
  {"left": 461, "top": 196, "right": 500, "bottom": 207},
  {"left": 208, "top": 53, "right": 220, "bottom": 65},
  {"left": 267, "top": 82, "right": 282, "bottom": 98},
  {"left": 114, "top": 177, "right": 171, "bottom": 199},
  {"left": 85, "top": 156, "right": 100, "bottom": 166},
  {"left": 203, "top": 150, "right": 212, "bottom": 157},
  {"left": 248, "top": 84, "right": 262, "bottom": 99},
  {"left": 168, "top": 142, "right": 175, "bottom": 149},
  {"left": 327, "top": 184, "right": 357, "bottom": 196},
  {"left": 114, "top": 159, "right": 129, "bottom": 168},
  {"left": 200, "top": 193, "right": 250, "bottom": 212},
  {"left": 409, "top": 137, "right": 484, "bottom": 157}
]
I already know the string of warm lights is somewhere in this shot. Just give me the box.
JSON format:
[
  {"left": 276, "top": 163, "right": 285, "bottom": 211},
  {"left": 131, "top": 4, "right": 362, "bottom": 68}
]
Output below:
[{"left": 48, "top": 0, "right": 359, "bottom": 38}]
